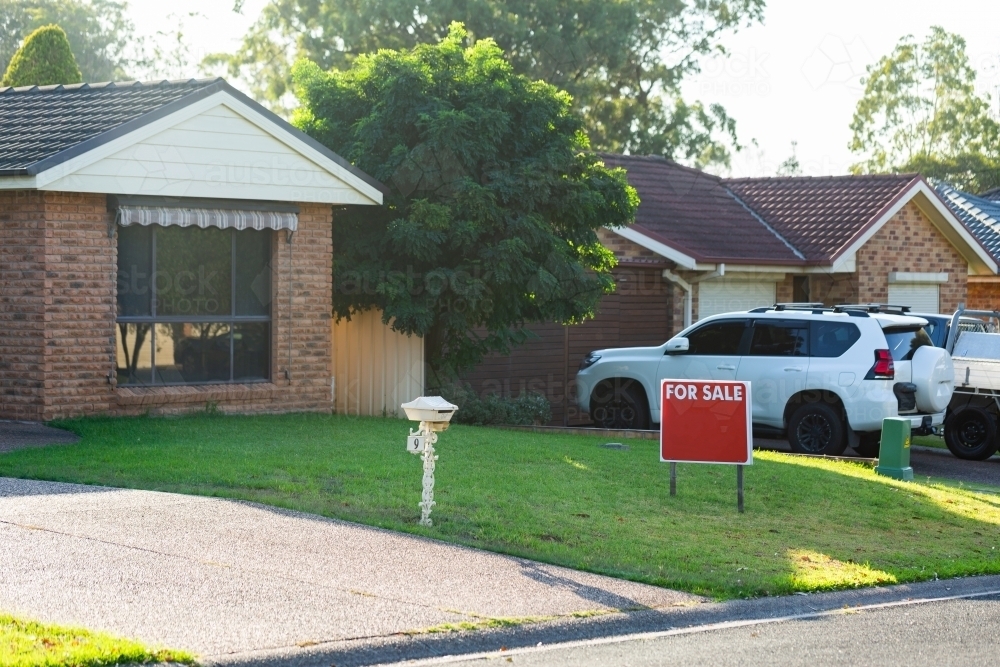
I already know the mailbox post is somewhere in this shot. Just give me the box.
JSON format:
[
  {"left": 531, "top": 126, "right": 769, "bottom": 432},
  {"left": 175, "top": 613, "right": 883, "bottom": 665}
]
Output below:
[{"left": 401, "top": 397, "right": 458, "bottom": 526}]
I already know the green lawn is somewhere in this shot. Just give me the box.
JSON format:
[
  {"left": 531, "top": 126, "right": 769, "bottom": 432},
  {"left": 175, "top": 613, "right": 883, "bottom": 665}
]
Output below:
[
  {"left": 913, "top": 434, "right": 948, "bottom": 450},
  {"left": 1, "top": 413, "right": 998, "bottom": 600},
  {"left": 0, "top": 613, "right": 192, "bottom": 667}
]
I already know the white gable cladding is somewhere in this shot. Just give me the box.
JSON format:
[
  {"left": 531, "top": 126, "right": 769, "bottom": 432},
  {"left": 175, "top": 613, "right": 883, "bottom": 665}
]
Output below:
[
  {"left": 31, "top": 93, "right": 382, "bottom": 205},
  {"left": 41, "top": 105, "right": 370, "bottom": 202}
]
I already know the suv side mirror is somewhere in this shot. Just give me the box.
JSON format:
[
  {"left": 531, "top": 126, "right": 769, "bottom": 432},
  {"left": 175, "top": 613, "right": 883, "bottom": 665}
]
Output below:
[{"left": 666, "top": 337, "right": 689, "bottom": 355}]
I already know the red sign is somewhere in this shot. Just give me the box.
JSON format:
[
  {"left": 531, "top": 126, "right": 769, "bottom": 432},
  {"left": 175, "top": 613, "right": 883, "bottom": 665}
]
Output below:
[{"left": 660, "top": 379, "right": 752, "bottom": 465}]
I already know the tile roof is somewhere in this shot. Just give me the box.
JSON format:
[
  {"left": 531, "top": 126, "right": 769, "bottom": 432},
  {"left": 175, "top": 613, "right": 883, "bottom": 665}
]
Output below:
[
  {"left": 0, "top": 79, "right": 220, "bottom": 173},
  {"left": 601, "top": 154, "right": 804, "bottom": 264},
  {"left": 936, "top": 183, "right": 1000, "bottom": 264},
  {"left": 978, "top": 186, "right": 1000, "bottom": 202},
  {"left": 724, "top": 174, "right": 919, "bottom": 262}
]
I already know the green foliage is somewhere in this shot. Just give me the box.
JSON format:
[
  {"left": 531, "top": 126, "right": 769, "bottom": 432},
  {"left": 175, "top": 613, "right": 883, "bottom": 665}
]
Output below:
[
  {"left": 293, "top": 24, "right": 638, "bottom": 380},
  {"left": 2, "top": 23, "right": 80, "bottom": 86},
  {"left": 849, "top": 26, "right": 1000, "bottom": 193},
  {"left": 210, "top": 0, "right": 765, "bottom": 167},
  {"left": 0, "top": 0, "right": 138, "bottom": 82},
  {"left": 440, "top": 383, "right": 552, "bottom": 426}
]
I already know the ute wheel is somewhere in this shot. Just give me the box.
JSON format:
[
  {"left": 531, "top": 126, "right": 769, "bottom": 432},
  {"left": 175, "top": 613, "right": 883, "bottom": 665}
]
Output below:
[
  {"left": 944, "top": 407, "right": 999, "bottom": 461},
  {"left": 788, "top": 402, "right": 847, "bottom": 456},
  {"left": 590, "top": 380, "right": 649, "bottom": 430},
  {"left": 853, "top": 432, "right": 881, "bottom": 458}
]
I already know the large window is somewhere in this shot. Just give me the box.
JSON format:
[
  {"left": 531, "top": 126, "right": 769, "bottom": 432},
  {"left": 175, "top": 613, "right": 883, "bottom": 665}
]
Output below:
[{"left": 116, "top": 225, "right": 271, "bottom": 386}]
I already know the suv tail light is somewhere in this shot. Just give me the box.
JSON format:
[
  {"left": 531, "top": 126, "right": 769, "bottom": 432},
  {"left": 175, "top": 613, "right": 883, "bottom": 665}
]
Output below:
[{"left": 866, "top": 349, "right": 895, "bottom": 380}]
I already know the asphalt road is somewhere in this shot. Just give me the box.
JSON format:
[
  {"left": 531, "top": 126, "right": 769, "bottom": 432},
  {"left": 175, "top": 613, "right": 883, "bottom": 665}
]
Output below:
[{"left": 416, "top": 592, "right": 1000, "bottom": 667}]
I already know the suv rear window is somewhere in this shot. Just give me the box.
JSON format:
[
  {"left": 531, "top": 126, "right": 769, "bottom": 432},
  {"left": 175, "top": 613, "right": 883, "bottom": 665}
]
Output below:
[
  {"left": 883, "top": 327, "right": 933, "bottom": 361},
  {"left": 810, "top": 321, "right": 861, "bottom": 358},
  {"left": 748, "top": 320, "right": 809, "bottom": 356}
]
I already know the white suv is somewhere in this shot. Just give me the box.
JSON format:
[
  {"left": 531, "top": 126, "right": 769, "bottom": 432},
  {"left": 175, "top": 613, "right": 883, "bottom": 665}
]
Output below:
[{"left": 576, "top": 305, "right": 955, "bottom": 456}]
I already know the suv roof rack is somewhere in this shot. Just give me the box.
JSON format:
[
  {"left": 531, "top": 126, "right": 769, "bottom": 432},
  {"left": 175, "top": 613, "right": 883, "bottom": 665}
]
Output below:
[
  {"left": 834, "top": 303, "right": 911, "bottom": 314},
  {"left": 747, "top": 303, "right": 870, "bottom": 317}
]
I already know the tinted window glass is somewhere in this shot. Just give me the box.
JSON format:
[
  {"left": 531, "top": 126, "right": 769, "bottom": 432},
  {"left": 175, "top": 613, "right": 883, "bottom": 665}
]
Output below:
[
  {"left": 921, "top": 318, "right": 944, "bottom": 347},
  {"left": 687, "top": 320, "right": 747, "bottom": 355},
  {"left": 884, "top": 327, "right": 933, "bottom": 361},
  {"left": 235, "top": 230, "right": 271, "bottom": 316},
  {"left": 233, "top": 322, "right": 270, "bottom": 381},
  {"left": 115, "top": 323, "right": 152, "bottom": 385},
  {"left": 748, "top": 320, "right": 809, "bottom": 356},
  {"left": 117, "top": 225, "right": 152, "bottom": 316},
  {"left": 156, "top": 226, "right": 232, "bottom": 317},
  {"left": 811, "top": 321, "right": 862, "bottom": 358},
  {"left": 155, "top": 322, "right": 231, "bottom": 384}
]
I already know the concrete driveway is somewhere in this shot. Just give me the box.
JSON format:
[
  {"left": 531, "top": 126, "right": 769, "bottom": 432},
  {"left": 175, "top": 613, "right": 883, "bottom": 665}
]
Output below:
[{"left": 0, "top": 477, "right": 698, "bottom": 664}]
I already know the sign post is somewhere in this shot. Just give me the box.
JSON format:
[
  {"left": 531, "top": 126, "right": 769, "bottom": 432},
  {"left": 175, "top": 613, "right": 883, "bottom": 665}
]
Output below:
[{"left": 660, "top": 380, "right": 752, "bottom": 512}]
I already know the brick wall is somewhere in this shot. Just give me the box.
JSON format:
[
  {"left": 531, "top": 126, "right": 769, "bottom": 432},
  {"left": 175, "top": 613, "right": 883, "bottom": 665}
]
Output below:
[
  {"left": 809, "top": 273, "right": 859, "bottom": 306},
  {"left": 968, "top": 280, "right": 1000, "bottom": 311},
  {"left": 0, "top": 192, "right": 335, "bottom": 419},
  {"left": 0, "top": 191, "right": 47, "bottom": 420},
  {"left": 855, "top": 201, "right": 968, "bottom": 312},
  {"left": 41, "top": 193, "right": 117, "bottom": 418},
  {"left": 266, "top": 203, "right": 334, "bottom": 412}
]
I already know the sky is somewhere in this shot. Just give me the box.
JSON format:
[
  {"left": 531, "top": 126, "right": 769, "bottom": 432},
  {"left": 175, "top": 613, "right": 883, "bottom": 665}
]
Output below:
[{"left": 126, "top": 0, "right": 1000, "bottom": 178}]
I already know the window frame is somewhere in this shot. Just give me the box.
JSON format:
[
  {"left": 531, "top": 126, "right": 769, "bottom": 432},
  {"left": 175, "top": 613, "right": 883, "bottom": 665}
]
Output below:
[{"left": 115, "top": 225, "right": 273, "bottom": 386}]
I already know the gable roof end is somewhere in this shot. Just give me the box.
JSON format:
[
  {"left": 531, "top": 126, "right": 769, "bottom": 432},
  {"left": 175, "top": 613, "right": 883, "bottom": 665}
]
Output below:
[{"left": 0, "top": 78, "right": 386, "bottom": 201}]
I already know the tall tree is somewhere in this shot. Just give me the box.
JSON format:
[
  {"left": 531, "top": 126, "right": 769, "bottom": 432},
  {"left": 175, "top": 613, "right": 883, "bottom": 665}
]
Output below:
[
  {"left": 213, "top": 0, "right": 765, "bottom": 168},
  {"left": 0, "top": 0, "right": 141, "bottom": 83},
  {"left": 849, "top": 26, "right": 1000, "bottom": 193},
  {"left": 2, "top": 24, "right": 81, "bottom": 86},
  {"left": 293, "top": 23, "right": 638, "bottom": 381}
]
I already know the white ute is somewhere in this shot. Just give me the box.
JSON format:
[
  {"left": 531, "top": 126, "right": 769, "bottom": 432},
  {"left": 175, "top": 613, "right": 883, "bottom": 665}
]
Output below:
[{"left": 576, "top": 304, "right": 955, "bottom": 456}]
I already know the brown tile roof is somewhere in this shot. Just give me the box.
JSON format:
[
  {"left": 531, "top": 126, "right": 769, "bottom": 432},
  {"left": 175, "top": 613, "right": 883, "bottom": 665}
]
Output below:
[
  {"left": 724, "top": 174, "right": 920, "bottom": 262},
  {"left": 601, "top": 154, "right": 803, "bottom": 264}
]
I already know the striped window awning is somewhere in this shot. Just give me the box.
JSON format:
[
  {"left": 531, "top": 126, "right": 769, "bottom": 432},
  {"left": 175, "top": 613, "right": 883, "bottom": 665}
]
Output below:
[{"left": 116, "top": 206, "right": 297, "bottom": 231}]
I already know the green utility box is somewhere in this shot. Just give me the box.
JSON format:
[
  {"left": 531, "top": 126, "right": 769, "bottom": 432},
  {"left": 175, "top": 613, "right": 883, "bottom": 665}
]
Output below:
[{"left": 875, "top": 417, "right": 914, "bottom": 481}]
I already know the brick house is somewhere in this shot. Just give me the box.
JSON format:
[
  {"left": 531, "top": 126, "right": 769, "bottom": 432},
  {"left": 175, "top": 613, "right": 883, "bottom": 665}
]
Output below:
[
  {"left": 0, "top": 78, "right": 385, "bottom": 421},
  {"left": 463, "top": 154, "right": 998, "bottom": 425},
  {"left": 935, "top": 184, "right": 1000, "bottom": 311}
]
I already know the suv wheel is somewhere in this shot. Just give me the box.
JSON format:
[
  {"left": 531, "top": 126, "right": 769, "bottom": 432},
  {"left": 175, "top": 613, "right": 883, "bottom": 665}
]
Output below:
[
  {"left": 944, "top": 407, "right": 999, "bottom": 461},
  {"left": 591, "top": 381, "right": 649, "bottom": 430},
  {"left": 788, "top": 403, "right": 847, "bottom": 456}
]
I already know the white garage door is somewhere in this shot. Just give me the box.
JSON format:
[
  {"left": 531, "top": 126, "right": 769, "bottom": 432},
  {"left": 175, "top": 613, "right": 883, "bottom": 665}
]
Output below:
[
  {"left": 888, "top": 283, "right": 940, "bottom": 313},
  {"left": 699, "top": 280, "right": 776, "bottom": 319}
]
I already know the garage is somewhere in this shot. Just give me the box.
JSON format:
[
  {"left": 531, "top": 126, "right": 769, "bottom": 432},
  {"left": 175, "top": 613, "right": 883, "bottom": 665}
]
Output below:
[
  {"left": 888, "top": 283, "right": 940, "bottom": 313},
  {"left": 698, "top": 280, "right": 777, "bottom": 319}
]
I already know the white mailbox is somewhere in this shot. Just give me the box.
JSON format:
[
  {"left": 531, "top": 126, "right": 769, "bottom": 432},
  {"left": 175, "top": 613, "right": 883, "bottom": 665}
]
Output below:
[
  {"left": 401, "top": 396, "right": 458, "bottom": 430},
  {"left": 401, "top": 396, "right": 459, "bottom": 527}
]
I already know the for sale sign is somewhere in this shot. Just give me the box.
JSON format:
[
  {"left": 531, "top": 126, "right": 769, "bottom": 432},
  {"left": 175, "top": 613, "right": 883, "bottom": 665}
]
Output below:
[{"left": 660, "top": 380, "right": 752, "bottom": 465}]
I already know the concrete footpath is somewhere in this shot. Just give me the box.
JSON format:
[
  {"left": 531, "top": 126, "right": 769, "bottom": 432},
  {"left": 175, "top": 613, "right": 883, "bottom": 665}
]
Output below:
[{"left": 0, "top": 477, "right": 698, "bottom": 664}]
